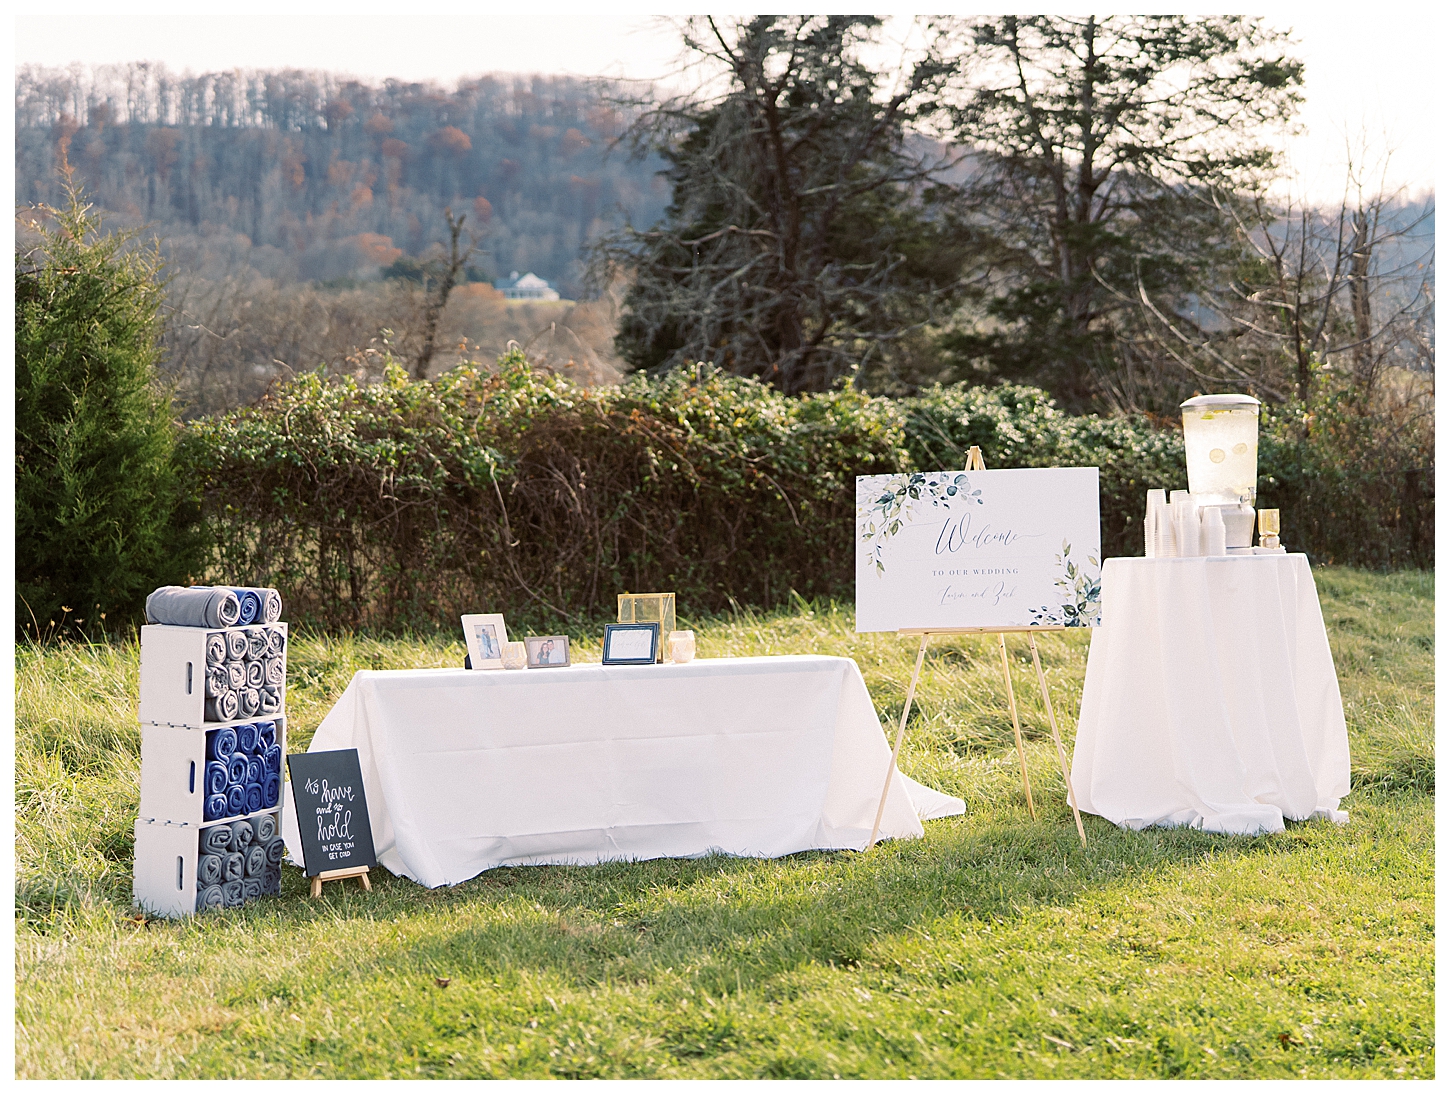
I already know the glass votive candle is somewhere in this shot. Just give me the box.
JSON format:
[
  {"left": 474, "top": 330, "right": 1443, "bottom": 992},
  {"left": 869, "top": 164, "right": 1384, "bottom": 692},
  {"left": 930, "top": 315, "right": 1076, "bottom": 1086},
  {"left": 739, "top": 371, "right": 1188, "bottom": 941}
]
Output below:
[
  {"left": 668, "top": 630, "right": 696, "bottom": 664},
  {"left": 1257, "top": 508, "right": 1281, "bottom": 549},
  {"left": 501, "top": 641, "right": 528, "bottom": 670}
]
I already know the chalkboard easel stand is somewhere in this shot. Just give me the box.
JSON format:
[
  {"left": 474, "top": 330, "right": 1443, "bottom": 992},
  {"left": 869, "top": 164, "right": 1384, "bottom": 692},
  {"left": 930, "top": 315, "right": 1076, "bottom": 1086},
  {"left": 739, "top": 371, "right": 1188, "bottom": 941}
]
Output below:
[
  {"left": 309, "top": 865, "right": 372, "bottom": 898},
  {"left": 866, "top": 446, "right": 1088, "bottom": 850}
]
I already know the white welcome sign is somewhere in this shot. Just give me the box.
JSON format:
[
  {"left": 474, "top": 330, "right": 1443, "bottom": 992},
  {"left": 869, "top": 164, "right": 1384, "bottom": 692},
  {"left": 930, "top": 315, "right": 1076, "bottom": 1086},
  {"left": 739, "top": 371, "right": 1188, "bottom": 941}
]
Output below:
[{"left": 855, "top": 467, "right": 1102, "bottom": 632}]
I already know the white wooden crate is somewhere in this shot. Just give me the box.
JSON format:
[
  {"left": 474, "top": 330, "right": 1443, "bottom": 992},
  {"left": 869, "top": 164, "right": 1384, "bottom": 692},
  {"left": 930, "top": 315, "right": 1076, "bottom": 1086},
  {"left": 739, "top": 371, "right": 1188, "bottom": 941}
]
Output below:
[
  {"left": 133, "top": 819, "right": 200, "bottom": 918},
  {"left": 139, "top": 622, "right": 287, "bottom": 726},
  {"left": 139, "top": 718, "right": 288, "bottom": 826}
]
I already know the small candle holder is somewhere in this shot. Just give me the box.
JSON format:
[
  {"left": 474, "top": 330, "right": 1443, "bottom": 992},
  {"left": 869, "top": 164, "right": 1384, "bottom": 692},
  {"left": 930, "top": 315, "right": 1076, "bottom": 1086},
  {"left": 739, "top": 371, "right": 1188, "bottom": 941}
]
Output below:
[
  {"left": 668, "top": 630, "right": 696, "bottom": 664},
  {"left": 501, "top": 641, "right": 528, "bottom": 670},
  {"left": 1257, "top": 508, "right": 1281, "bottom": 550}
]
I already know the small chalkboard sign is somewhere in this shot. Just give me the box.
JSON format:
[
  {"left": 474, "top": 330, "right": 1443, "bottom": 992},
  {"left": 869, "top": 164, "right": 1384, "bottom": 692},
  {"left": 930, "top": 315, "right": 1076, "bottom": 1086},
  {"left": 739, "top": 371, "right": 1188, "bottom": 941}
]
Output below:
[{"left": 286, "top": 749, "right": 377, "bottom": 878}]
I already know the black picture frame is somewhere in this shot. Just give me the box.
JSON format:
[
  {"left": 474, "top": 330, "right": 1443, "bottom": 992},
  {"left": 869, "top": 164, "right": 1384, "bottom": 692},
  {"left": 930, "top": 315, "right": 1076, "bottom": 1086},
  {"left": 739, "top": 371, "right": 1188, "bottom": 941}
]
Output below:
[{"left": 602, "top": 622, "right": 660, "bottom": 665}]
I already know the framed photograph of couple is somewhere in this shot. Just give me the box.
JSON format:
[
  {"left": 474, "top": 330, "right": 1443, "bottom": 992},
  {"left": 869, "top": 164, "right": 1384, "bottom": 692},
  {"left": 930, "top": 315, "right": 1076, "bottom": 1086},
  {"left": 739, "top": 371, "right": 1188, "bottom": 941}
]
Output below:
[
  {"left": 461, "top": 613, "right": 509, "bottom": 670},
  {"left": 524, "top": 635, "right": 571, "bottom": 668}
]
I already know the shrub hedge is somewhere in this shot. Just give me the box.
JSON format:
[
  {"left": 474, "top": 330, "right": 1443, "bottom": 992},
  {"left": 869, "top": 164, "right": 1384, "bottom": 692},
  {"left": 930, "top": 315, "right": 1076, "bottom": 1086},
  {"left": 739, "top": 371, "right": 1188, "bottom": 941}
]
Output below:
[{"left": 181, "top": 353, "right": 1432, "bottom": 632}]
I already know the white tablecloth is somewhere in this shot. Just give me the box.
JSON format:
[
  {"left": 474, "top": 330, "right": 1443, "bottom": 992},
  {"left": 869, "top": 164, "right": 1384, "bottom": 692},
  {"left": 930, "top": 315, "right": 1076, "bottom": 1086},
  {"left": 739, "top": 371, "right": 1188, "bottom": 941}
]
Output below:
[
  {"left": 282, "top": 655, "right": 964, "bottom": 887},
  {"left": 1070, "top": 554, "right": 1350, "bottom": 835}
]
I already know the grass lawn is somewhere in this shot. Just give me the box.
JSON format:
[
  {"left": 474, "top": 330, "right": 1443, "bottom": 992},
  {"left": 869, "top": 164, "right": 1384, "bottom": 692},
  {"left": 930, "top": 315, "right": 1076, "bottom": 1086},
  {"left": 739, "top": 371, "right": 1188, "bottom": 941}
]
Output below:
[{"left": 15, "top": 567, "right": 1434, "bottom": 1078}]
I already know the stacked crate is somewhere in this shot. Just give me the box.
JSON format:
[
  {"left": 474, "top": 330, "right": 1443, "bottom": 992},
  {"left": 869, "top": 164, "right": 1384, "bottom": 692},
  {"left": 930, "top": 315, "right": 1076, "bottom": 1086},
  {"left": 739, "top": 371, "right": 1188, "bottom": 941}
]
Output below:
[{"left": 132, "top": 620, "right": 290, "bottom": 916}]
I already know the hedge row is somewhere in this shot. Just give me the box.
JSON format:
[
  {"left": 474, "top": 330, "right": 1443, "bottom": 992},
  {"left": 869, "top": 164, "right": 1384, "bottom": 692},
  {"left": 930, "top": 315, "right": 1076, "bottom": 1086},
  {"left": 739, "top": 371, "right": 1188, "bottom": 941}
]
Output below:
[{"left": 180, "top": 353, "right": 1432, "bottom": 632}]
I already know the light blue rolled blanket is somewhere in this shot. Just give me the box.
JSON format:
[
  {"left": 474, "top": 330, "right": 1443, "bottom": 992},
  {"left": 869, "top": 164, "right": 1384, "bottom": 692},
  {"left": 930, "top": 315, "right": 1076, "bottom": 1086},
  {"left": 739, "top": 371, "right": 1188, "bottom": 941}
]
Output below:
[
  {"left": 222, "top": 879, "right": 245, "bottom": 907},
  {"left": 262, "top": 866, "right": 281, "bottom": 895},
  {"left": 197, "top": 853, "right": 223, "bottom": 886},
  {"left": 245, "top": 845, "right": 267, "bottom": 878},
  {"left": 264, "top": 657, "right": 285, "bottom": 688},
  {"left": 254, "top": 812, "right": 278, "bottom": 843},
  {"left": 145, "top": 586, "right": 240, "bottom": 629},
  {"left": 229, "top": 818, "right": 254, "bottom": 849},
  {"left": 225, "top": 630, "right": 249, "bottom": 662},
  {"left": 205, "top": 665, "right": 229, "bottom": 699},
  {"left": 242, "top": 878, "right": 264, "bottom": 902},
  {"left": 223, "top": 852, "right": 245, "bottom": 882},
  {"left": 259, "top": 688, "right": 281, "bottom": 715},
  {"left": 196, "top": 884, "right": 225, "bottom": 912},
  {"left": 264, "top": 835, "right": 286, "bottom": 866},
  {"left": 201, "top": 825, "right": 232, "bottom": 856}
]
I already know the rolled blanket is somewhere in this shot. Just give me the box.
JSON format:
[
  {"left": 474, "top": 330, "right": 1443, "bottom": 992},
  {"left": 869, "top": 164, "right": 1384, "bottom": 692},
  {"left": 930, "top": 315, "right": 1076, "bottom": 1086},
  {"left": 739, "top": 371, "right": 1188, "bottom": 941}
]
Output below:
[
  {"left": 262, "top": 773, "right": 281, "bottom": 809},
  {"left": 227, "top": 752, "right": 248, "bottom": 785},
  {"left": 239, "top": 688, "right": 261, "bottom": 718},
  {"left": 225, "top": 630, "right": 249, "bottom": 662},
  {"left": 254, "top": 811, "right": 278, "bottom": 843},
  {"left": 226, "top": 783, "right": 246, "bottom": 817},
  {"left": 245, "top": 844, "right": 267, "bottom": 878},
  {"left": 196, "top": 884, "right": 225, "bottom": 912},
  {"left": 145, "top": 585, "right": 240, "bottom": 629},
  {"left": 205, "top": 761, "right": 228, "bottom": 797},
  {"left": 262, "top": 865, "right": 281, "bottom": 895},
  {"left": 197, "top": 852, "right": 223, "bottom": 886},
  {"left": 201, "top": 825, "right": 233, "bottom": 856},
  {"left": 246, "top": 757, "right": 264, "bottom": 787},
  {"left": 205, "top": 690, "right": 239, "bottom": 723},
  {"left": 245, "top": 782, "right": 264, "bottom": 814},
  {"left": 223, "top": 852, "right": 245, "bottom": 882},
  {"left": 259, "top": 688, "right": 282, "bottom": 715},
  {"left": 264, "top": 657, "right": 286, "bottom": 688},
  {"left": 204, "top": 665, "right": 229, "bottom": 699},
  {"left": 234, "top": 722, "right": 259, "bottom": 754},
  {"left": 263, "top": 744, "right": 283, "bottom": 776},
  {"left": 234, "top": 589, "right": 261, "bottom": 625},
  {"left": 256, "top": 721, "right": 277, "bottom": 751},
  {"left": 265, "top": 627, "right": 286, "bottom": 658},
  {"left": 204, "top": 793, "right": 229, "bottom": 821},
  {"left": 208, "top": 727, "right": 237, "bottom": 763},
  {"left": 205, "top": 632, "right": 227, "bottom": 666},
  {"left": 245, "top": 660, "right": 265, "bottom": 689},
  {"left": 264, "top": 834, "right": 287, "bottom": 866},
  {"left": 242, "top": 878, "right": 264, "bottom": 902},
  {"left": 229, "top": 818, "right": 254, "bottom": 849},
  {"left": 260, "top": 588, "right": 283, "bottom": 624},
  {"left": 245, "top": 627, "right": 268, "bottom": 661},
  {"left": 222, "top": 879, "right": 245, "bottom": 907},
  {"left": 225, "top": 660, "right": 247, "bottom": 690}
]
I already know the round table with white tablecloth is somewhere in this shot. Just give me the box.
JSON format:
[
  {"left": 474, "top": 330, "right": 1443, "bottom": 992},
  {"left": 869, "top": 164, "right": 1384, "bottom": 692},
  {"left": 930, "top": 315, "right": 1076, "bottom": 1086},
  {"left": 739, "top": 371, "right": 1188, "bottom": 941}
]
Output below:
[{"left": 1070, "top": 553, "right": 1350, "bottom": 835}]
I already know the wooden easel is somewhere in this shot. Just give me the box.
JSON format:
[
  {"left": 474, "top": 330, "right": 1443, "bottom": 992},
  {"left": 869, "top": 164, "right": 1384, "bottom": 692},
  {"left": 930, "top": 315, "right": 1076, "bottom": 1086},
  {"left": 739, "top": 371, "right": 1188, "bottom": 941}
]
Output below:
[
  {"left": 309, "top": 866, "right": 372, "bottom": 898},
  {"left": 866, "top": 446, "right": 1087, "bottom": 849}
]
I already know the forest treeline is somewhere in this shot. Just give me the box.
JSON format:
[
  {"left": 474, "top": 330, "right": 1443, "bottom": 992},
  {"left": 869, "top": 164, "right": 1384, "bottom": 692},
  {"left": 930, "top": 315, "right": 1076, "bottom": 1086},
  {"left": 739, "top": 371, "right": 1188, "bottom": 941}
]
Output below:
[{"left": 15, "top": 64, "right": 667, "bottom": 293}]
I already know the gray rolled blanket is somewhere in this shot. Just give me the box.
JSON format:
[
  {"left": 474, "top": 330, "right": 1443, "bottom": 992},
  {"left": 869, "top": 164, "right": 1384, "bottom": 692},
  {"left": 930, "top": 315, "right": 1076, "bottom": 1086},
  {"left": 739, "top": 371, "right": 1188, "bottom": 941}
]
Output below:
[
  {"left": 201, "top": 825, "right": 232, "bottom": 856},
  {"left": 196, "top": 884, "right": 225, "bottom": 912},
  {"left": 225, "top": 630, "right": 249, "bottom": 662},
  {"left": 229, "top": 818, "right": 254, "bottom": 849},
  {"left": 226, "top": 661, "right": 247, "bottom": 690},
  {"left": 239, "top": 687, "right": 261, "bottom": 718},
  {"left": 223, "top": 852, "right": 245, "bottom": 883},
  {"left": 254, "top": 812, "right": 277, "bottom": 843},
  {"left": 242, "top": 878, "right": 264, "bottom": 902},
  {"left": 264, "top": 657, "right": 285, "bottom": 688},
  {"left": 197, "top": 853, "right": 223, "bottom": 886},
  {"left": 222, "top": 879, "right": 245, "bottom": 907},
  {"left": 205, "top": 665, "right": 229, "bottom": 699},
  {"left": 205, "top": 690, "right": 239, "bottom": 723},
  {"left": 265, "top": 627, "right": 286, "bottom": 658},
  {"left": 205, "top": 632, "right": 227, "bottom": 666},
  {"left": 259, "top": 687, "right": 282, "bottom": 715},
  {"left": 246, "top": 660, "right": 266, "bottom": 689},
  {"left": 245, "top": 844, "right": 267, "bottom": 878},
  {"left": 262, "top": 865, "right": 281, "bottom": 895},
  {"left": 145, "top": 586, "right": 240, "bottom": 629},
  {"left": 245, "top": 627, "right": 268, "bottom": 661},
  {"left": 264, "top": 834, "right": 287, "bottom": 866}
]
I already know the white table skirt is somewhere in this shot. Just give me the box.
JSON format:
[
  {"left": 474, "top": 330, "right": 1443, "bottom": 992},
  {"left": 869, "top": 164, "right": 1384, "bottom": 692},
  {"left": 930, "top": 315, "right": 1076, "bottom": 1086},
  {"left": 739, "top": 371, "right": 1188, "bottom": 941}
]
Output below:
[
  {"left": 282, "top": 655, "right": 964, "bottom": 887},
  {"left": 1070, "top": 554, "right": 1350, "bottom": 835}
]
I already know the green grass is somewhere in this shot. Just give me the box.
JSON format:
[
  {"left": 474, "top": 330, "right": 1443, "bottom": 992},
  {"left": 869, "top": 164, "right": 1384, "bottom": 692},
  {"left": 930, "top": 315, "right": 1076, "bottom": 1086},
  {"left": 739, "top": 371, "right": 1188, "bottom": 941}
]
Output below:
[{"left": 15, "top": 568, "right": 1434, "bottom": 1078}]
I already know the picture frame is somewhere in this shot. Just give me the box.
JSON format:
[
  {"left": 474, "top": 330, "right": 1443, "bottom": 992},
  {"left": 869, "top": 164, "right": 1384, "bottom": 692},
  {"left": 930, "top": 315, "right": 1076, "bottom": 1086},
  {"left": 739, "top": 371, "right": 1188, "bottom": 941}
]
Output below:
[
  {"left": 524, "top": 635, "right": 571, "bottom": 668},
  {"left": 602, "top": 622, "right": 660, "bottom": 665},
  {"left": 461, "top": 613, "right": 509, "bottom": 670}
]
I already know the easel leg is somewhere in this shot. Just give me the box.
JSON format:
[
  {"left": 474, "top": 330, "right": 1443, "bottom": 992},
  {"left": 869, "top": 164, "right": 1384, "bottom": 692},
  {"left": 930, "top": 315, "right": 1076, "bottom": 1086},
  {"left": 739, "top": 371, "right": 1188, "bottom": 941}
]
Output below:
[
  {"left": 359, "top": 871, "right": 373, "bottom": 892},
  {"left": 1000, "top": 634, "right": 1036, "bottom": 819},
  {"left": 1028, "top": 634, "right": 1087, "bottom": 848},
  {"left": 867, "top": 634, "right": 929, "bottom": 850},
  {"left": 310, "top": 877, "right": 321, "bottom": 898}
]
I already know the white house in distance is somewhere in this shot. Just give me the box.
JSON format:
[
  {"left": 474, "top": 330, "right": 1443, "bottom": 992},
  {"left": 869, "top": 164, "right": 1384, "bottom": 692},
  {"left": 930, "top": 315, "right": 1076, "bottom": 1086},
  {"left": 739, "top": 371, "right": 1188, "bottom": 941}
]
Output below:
[{"left": 494, "top": 271, "right": 561, "bottom": 301}]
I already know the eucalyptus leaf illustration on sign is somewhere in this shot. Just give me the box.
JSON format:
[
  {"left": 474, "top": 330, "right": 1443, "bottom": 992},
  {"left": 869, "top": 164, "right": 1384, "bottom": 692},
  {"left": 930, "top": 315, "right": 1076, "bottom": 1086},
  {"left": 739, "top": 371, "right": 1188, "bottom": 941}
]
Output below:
[{"left": 857, "top": 472, "right": 983, "bottom": 575}]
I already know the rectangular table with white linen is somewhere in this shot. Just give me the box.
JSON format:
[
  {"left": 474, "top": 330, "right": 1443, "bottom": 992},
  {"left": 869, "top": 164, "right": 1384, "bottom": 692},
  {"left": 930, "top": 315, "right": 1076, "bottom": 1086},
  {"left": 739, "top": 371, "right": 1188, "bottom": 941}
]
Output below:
[
  {"left": 282, "top": 655, "right": 964, "bottom": 887},
  {"left": 1070, "top": 553, "right": 1350, "bottom": 835}
]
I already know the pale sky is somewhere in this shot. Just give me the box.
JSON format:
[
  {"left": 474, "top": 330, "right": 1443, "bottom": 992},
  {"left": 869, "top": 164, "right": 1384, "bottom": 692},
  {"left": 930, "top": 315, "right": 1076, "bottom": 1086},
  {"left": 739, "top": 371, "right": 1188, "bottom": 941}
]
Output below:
[{"left": 13, "top": 5, "right": 1438, "bottom": 205}]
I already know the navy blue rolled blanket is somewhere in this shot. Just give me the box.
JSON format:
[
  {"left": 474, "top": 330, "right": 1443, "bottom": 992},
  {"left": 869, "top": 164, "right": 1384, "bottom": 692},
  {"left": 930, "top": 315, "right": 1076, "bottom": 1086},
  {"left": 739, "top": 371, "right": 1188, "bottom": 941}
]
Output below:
[
  {"left": 235, "top": 723, "right": 259, "bottom": 754},
  {"left": 197, "top": 853, "right": 223, "bottom": 887},
  {"left": 254, "top": 812, "right": 278, "bottom": 843},
  {"left": 205, "top": 793, "right": 228, "bottom": 821},
  {"left": 223, "top": 852, "right": 245, "bottom": 882},
  {"left": 245, "top": 782, "right": 264, "bottom": 814},
  {"left": 208, "top": 727, "right": 237, "bottom": 763},
  {"left": 227, "top": 752, "right": 248, "bottom": 785},
  {"left": 234, "top": 588, "right": 261, "bottom": 625},
  {"left": 205, "top": 690, "right": 239, "bottom": 723},
  {"left": 264, "top": 834, "right": 287, "bottom": 866},
  {"left": 246, "top": 757, "right": 264, "bottom": 786},
  {"left": 245, "top": 844, "right": 267, "bottom": 878},
  {"left": 226, "top": 783, "right": 246, "bottom": 816},
  {"left": 196, "top": 884, "right": 225, "bottom": 912},
  {"left": 145, "top": 586, "right": 240, "bottom": 629},
  {"left": 256, "top": 721, "right": 277, "bottom": 751},
  {"left": 264, "top": 745, "right": 283, "bottom": 776},
  {"left": 229, "top": 818, "right": 254, "bottom": 849},
  {"left": 205, "top": 761, "right": 228, "bottom": 797},
  {"left": 262, "top": 773, "right": 281, "bottom": 809},
  {"left": 222, "top": 879, "right": 245, "bottom": 907},
  {"left": 201, "top": 825, "right": 232, "bottom": 856},
  {"left": 205, "top": 632, "right": 227, "bottom": 666}
]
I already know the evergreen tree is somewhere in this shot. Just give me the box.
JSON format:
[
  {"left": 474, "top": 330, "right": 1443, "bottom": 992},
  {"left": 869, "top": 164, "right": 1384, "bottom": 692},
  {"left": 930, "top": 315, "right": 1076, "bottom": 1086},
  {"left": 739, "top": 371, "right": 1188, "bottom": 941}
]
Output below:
[{"left": 16, "top": 181, "right": 203, "bottom": 636}]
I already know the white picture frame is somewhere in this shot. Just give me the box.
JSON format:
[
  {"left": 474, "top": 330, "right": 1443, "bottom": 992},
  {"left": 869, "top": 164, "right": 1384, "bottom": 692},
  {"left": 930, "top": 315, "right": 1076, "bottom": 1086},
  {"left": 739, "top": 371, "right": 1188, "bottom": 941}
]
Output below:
[
  {"left": 524, "top": 635, "right": 571, "bottom": 668},
  {"left": 855, "top": 467, "right": 1102, "bottom": 632},
  {"left": 461, "top": 613, "right": 509, "bottom": 670}
]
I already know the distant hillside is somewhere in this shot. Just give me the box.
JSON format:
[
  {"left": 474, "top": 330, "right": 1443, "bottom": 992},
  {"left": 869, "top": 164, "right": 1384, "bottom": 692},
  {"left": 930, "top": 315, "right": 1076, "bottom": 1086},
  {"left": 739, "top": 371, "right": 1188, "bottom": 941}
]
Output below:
[{"left": 15, "top": 64, "right": 670, "bottom": 297}]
